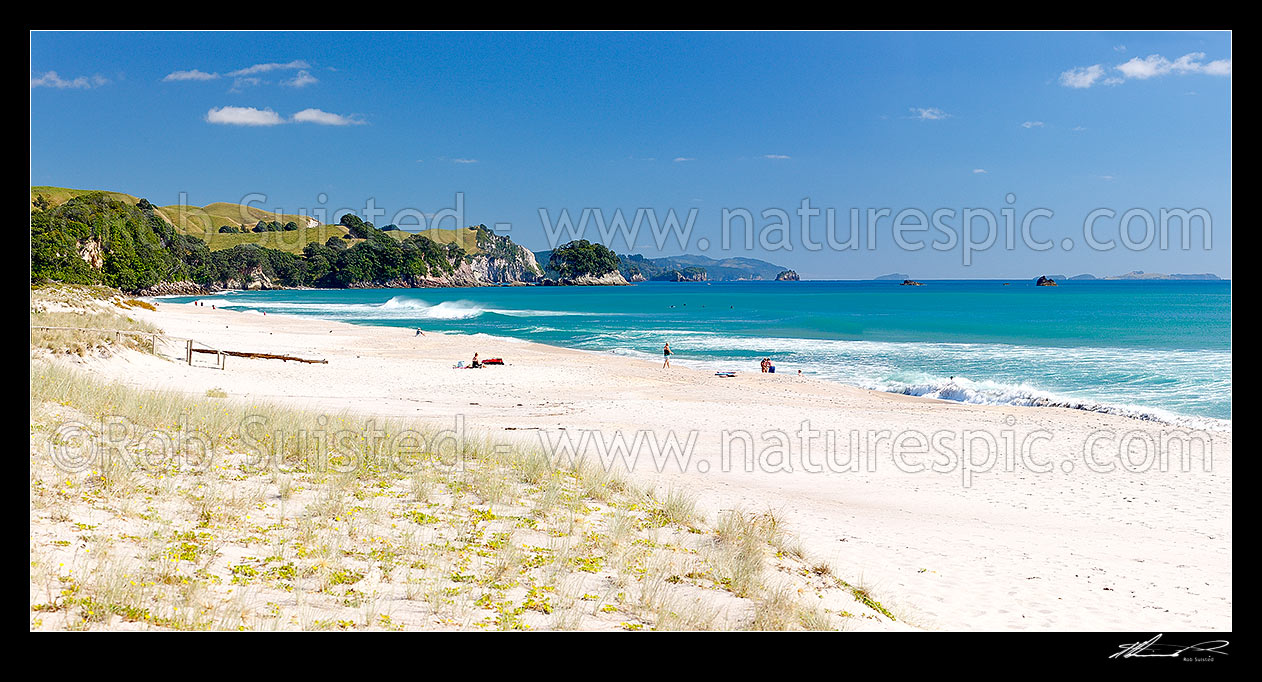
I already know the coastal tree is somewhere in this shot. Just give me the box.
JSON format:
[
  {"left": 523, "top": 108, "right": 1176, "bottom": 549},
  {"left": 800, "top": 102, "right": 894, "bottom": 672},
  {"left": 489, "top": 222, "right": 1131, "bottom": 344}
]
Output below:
[
  {"left": 338, "top": 213, "right": 375, "bottom": 239},
  {"left": 549, "top": 239, "right": 620, "bottom": 278}
]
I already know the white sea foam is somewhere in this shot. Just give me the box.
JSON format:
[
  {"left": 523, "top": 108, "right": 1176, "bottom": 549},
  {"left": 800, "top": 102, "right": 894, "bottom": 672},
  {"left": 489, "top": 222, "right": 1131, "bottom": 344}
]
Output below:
[
  {"left": 873, "top": 376, "right": 1230, "bottom": 432},
  {"left": 602, "top": 333, "right": 1231, "bottom": 432},
  {"left": 379, "top": 297, "right": 485, "bottom": 319}
]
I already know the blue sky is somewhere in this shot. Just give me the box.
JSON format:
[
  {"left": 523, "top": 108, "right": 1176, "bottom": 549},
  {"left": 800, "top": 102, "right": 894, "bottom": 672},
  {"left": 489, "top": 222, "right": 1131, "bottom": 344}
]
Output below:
[{"left": 30, "top": 31, "right": 1231, "bottom": 279}]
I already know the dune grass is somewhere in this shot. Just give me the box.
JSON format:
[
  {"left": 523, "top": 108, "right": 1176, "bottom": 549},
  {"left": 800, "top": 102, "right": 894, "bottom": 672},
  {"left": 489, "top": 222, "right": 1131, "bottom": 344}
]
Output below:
[
  {"left": 30, "top": 310, "right": 160, "bottom": 356},
  {"left": 28, "top": 360, "right": 900, "bottom": 631},
  {"left": 30, "top": 281, "right": 163, "bottom": 360}
]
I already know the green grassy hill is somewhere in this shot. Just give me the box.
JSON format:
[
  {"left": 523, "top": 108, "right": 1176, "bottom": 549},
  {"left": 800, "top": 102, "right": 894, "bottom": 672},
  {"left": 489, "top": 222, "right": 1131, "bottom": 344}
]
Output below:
[
  {"left": 31, "top": 186, "right": 140, "bottom": 211},
  {"left": 33, "top": 186, "right": 343, "bottom": 255},
  {"left": 33, "top": 187, "right": 313, "bottom": 234},
  {"left": 32, "top": 186, "right": 493, "bottom": 256},
  {"left": 385, "top": 226, "right": 485, "bottom": 253},
  {"left": 201, "top": 224, "right": 358, "bottom": 253},
  {"left": 155, "top": 201, "right": 318, "bottom": 236}
]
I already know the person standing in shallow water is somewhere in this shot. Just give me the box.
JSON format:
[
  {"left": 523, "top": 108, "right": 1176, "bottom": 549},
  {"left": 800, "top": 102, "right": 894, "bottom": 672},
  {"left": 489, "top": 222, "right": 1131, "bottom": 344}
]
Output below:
[{"left": 662, "top": 342, "right": 673, "bottom": 368}]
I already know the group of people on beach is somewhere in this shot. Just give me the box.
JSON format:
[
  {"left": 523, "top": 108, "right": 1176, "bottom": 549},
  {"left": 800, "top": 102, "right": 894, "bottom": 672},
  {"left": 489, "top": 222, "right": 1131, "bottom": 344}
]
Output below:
[{"left": 662, "top": 342, "right": 781, "bottom": 376}]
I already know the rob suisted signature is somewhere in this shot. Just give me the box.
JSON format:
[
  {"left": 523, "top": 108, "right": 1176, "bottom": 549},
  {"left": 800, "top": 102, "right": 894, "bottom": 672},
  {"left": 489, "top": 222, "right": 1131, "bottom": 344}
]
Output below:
[{"left": 1111, "top": 634, "right": 1230, "bottom": 660}]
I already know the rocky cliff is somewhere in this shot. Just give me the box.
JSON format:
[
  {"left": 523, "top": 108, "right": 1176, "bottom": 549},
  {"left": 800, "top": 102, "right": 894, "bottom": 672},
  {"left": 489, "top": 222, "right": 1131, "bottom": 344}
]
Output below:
[
  {"left": 135, "top": 280, "right": 209, "bottom": 296},
  {"left": 572, "top": 271, "right": 630, "bottom": 286},
  {"left": 541, "top": 271, "right": 630, "bottom": 286},
  {"left": 469, "top": 231, "right": 543, "bottom": 284}
]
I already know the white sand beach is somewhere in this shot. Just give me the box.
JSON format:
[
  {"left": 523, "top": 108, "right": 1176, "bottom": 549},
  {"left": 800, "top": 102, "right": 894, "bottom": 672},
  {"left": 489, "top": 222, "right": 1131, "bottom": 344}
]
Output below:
[{"left": 47, "top": 300, "right": 1232, "bottom": 631}]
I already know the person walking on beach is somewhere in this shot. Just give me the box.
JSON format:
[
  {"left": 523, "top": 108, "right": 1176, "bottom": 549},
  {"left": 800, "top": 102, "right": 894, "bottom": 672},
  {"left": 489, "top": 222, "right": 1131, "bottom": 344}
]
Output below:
[{"left": 662, "top": 342, "right": 673, "bottom": 368}]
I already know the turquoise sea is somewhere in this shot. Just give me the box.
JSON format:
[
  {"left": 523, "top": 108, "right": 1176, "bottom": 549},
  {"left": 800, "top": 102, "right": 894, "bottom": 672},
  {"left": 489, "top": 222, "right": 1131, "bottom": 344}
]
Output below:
[{"left": 165, "top": 280, "right": 1232, "bottom": 429}]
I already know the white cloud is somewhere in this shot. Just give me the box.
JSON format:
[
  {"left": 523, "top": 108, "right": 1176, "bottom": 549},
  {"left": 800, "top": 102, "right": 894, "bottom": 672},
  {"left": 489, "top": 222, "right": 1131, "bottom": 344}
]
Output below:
[
  {"left": 673, "top": 157, "right": 696, "bottom": 162},
  {"left": 205, "top": 106, "right": 285, "bottom": 126},
  {"left": 31, "top": 71, "right": 108, "bottom": 89},
  {"left": 450, "top": 158, "right": 478, "bottom": 164},
  {"left": 1116, "top": 52, "right": 1232, "bottom": 80},
  {"left": 909, "top": 107, "right": 949, "bottom": 120},
  {"left": 1021, "top": 121, "right": 1045, "bottom": 128},
  {"left": 1202, "top": 59, "right": 1232, "bottom": 76},
  {"left": 163, "top": 69, "right": 220, "bottom": 82},
  {"left": 972, "top": 168, "right": 988, "bottom": 174},
  {"left": 292, "top": 108, "right": 363, "bottom": 126},
  {"left": 1113, "top": 45, "right": 1127, "bottom": 53},
  {"left": 167, "top": 61, "right": 316, "bottom": 89},
  {"left": 228, "top": 60, "right": 310, "bottom": 77},
  {"left": 763, "top": 154, "right": 791, "bottom": 160},
  {"left": 1117, "top": 54, "right": 1173, "bottom": 79},
  {"left": 1072, "top": 126, "right": 1087, "bottom": 132},
  {"left": 1062, "top": 52, "right": 1231, "bottom": 88},
  {"left": 284, "top": 70, "right": 319, "bottom": 88},
  {"left": 1059, "top": 64, "right": 1105, "bottom": 89},
  {"left": 205, "top": 106, "right": 363, "bottom": 126},
  {"left": 229, "top": 77, "right": 263, "bottom": 92}
]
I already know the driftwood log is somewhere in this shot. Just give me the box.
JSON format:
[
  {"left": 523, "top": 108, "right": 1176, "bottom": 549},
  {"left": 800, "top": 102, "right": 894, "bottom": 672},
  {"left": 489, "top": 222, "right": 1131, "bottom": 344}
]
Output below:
[{"left": 190, "top": 348, "right": 327, "bottom": 364}]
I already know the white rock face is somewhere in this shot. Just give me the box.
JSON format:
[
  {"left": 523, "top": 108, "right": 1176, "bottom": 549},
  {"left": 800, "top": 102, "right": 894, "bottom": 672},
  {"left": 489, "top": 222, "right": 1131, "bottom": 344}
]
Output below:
[
  {"left": 471, "top": 247, "right": 542, "bottom": 283},
  {"left": 77, "top": 239, "right": 104, "bottom": 268},
  {"left": 571, "top": 271, "right": 630, "bottom": 286},
  {"left": 220, "top": 266, "right": 275, "bottom": 290},
  {"left": 136, "top": 280, "right": 207, "bottom": 296}
]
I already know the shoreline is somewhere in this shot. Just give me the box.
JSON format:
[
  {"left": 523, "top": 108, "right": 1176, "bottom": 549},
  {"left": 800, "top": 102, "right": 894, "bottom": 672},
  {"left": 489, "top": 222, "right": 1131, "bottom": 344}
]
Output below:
[
  {"left": 41, "top": 299, "right": 1233, "bottom": 631},
  {"left": 153, "top": 291, "right": 1231, "bottom": 434}
]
